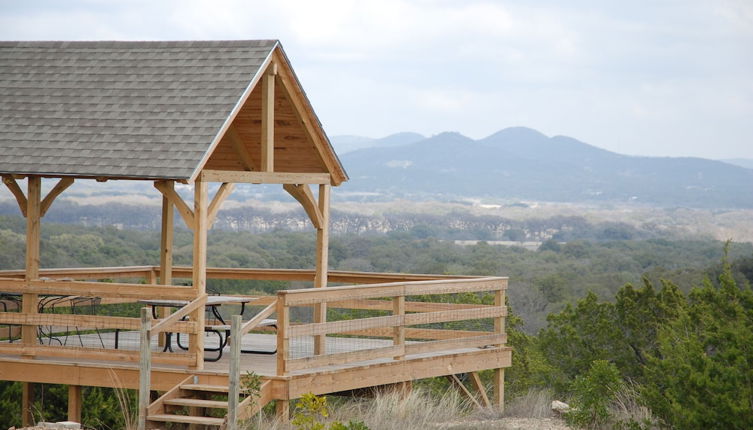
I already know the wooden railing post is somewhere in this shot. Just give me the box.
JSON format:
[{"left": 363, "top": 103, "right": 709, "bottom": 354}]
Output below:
[
  {"left": 138, "top": 307, "right": 152, "bottom": 430},
  {"left": 493, "top": 280, "right": 507, "bottom": 412},
  {"left": 227, "top": 315, "right": 242, "bottom": 430},
  {"left": 393, "top": 295, "right": 405, "bottom": 360},
  {"left": 276, "top": 293, "right": 289, "bottom": 376}
]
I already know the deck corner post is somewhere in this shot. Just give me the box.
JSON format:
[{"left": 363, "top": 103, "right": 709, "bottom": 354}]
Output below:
[
  {"left": 276, "top": 293, "right": 289, "bottom": 376},
  {"left": 67, "top": 384, "right": 82, "bottom": 422},
  {"left": 313, "top": 183, "right": 330, "bottom": 355},
  {"left": 493, "top": 280, "right": 507, "bottom": 412},
  {"left": 190, "top": 178, "right": 208, "bottom": 370},
  {"left": 227, "top": 315, "right": 242, "bottom": 430},
  {"left": 138, "top": 307, "right": 152, "bottom": 430},
  {"left": 393, "top": 294, "right": 405, "bottom": 360}
]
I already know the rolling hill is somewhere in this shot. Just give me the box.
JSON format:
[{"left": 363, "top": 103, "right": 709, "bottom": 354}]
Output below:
[{"left": 335, "top": 127, "right": 753, "bottom": 208}]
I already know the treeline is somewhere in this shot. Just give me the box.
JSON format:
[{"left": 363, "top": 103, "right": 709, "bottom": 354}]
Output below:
[
  {"left": 0, "top": 200, "right": 680, "bottom": 242},
  {"left": 1, "top": 216, "right": 753, "bottom": 427}
]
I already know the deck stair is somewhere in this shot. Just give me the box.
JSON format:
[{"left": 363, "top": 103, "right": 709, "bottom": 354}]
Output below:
[{"left": 146, "top": 376, "right": 273, "bottom": 429}]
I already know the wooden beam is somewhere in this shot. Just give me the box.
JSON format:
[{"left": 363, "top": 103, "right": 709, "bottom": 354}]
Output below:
[
  {"left": 0, "top": 279, "right": 197, "bottom": 300},
  {"left": 276, "top": 297, "right": 289, "bottom": 376},
  {"left": 0, "top": 312, "right": 193, "bottom": 333},
  {"left": 393, "top": 295, "right": 405, "bottom": 360},
  {"left": 68, "top": 384, "right": 82, "bottom": 422},
  {"left": 23, "top": 176, "right": 41, "bottom": 353},
  {"left": 154, "top": 181, "right": 194, "bottom": 229},
  {"left": 227, "top": 125, "right": 255, "bottom": 171},
  {"left": 22, "top": 382, "right": 33, "bottom": 427},
  {"left": 159, "top": 191, "right": 174, "bottom": 346},
  {"left": 40, "top": 177, "right": 74, "bottom": 217},
  {"left": 261, "top": 63, "right": 277, "bottom": 172},
  {"left": 282, "top": 184, "right": 322, "bottom": 229},
  {"left": 447, "top": 374, "right": 482, "bottom": 409},
  {"left": 190, "top": 178, "right": 208, "bottom": 370},
  {"left": 151, "top": 294, "right": 207, "bottom": 334},
  {"left": 2, "top": 175, "right": 27, "bottom": 217},
  {"left": 138, "top": 308, "right": 151, "bottom": 430},
  {"left": 200, "top": 170, "right": 330, "bottom": 185},
  {"left": 469, "top": 371, "right": 491, "bottom": 409},
  {"left": 207, "top": 182, "right": 235, "bottom": 227}
]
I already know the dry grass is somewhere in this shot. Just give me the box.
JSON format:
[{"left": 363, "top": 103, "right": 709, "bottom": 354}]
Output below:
[
  {"left": 503, "top": 389, "right": 554, "bottom": 419},
  {"left": 246, "top": 388, "right": 471, "bottom": 430},
  {"left": 609, "top": 383, "right": 659, "bottom": 429}
]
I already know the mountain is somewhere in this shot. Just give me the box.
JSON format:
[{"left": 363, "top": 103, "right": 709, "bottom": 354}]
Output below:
[
  {"left": 330, "top": 132, "right": 425, "bottom": 153},
  {"left": 721, "top": 158, "right": 753, "bottom": 170},
  {"left": 339, "top": 127, "right": 753, "bottom": 208}
]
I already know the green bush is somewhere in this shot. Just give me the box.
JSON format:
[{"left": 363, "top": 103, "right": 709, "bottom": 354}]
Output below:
[{"left": 565, "top": 360, "right": 622, "bottom": 429}]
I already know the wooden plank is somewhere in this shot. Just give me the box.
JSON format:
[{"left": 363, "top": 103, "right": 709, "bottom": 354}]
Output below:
[
  {"left": 207, "top": 182, "right": 235, "bottom": 227},
  {"left": 282, "top": 184, "right": 322, "bottom": 229},
  {"left": 227, "top": 125, "right": 256, "bottom": 171},
  {"left": 287, "top": 345, "right": 404, "bottom": 372},
  {"left": 328, "top": 299, "right": 493, "bottom": 312},
  {"left": 237, "top": 379, "right": 273, "bottom": 420},
  {"left": 0, "top": 312, "right": 194, "bottom": 333},
  {"left": 147, "top": 375, "right": 193, "bottom": 416},
  {"left": 281, "top": 277, "right": 506, "bottom": 306},
  {"left": 287, "top": 347, "right": 512, "bottom": 398},
  {"left": 138, "top": 307, "right": 150, "bottom": 430},
  {"left": 154, "top": 181, "right": 194, "bottom": 229},
  {"left": 191, "top": 179, "right": 208, "bottom": 370},
  {"left": 40, "top": 177, "right": 74, "bottom": 217},
  {"left": 469, "top": 371, "right": 491, "bottom": 408},
  {"left": 289, "top": 314, "right": 401, "bottom": 337},
  {"left": 151, "top": 294, "right": 207, "bottom": 334},
  {"left": 261, "top": 65, "right": 276, "bottom": 172},
  {"left": 23, "top": 176, "right": 41, "bottom": 352},
  {"left": 340, "top": 327, "right": 495, "bottom": 340},
  {"left": 0, "top": 279, "right": 196, "bottom": 300},
  {"left": 404, "top": 334, "right": 507, "bottom": 356},
  {"left": 0, "top": 266, "right": 155, "bottom": 280},
  {"left": 2, "top": 175, "right": 27, "bottom": 217},
  {"left": 403, "top": 307, "right": 506, "bottom": 326},
  {"left": 200, "top": 170, "right": 331, "bottom": 184},
  {"left": 240, "top": 300, "right": 278, "bottom": 336},
  {"left": 0, "top": 341, "right": 195, "bottom": 366}
]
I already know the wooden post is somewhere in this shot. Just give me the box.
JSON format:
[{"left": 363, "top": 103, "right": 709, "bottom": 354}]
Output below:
[
  {"left": 190, "top": 179, "right": 208, "bottom": 369},
  {"left": 22, "top": 382, "right": 33, "bottom": 427},
  {"left": 158, "top": 184, "right": 174, "bottom": 347},
  {"left": 313, "top": 184, "right": 330, "bottom": 355},
  {"left": 261, "top": 65, "right": 276, "bottom": 172},
  {"left": 138, "top": 307, "right": 151, "bottom": 430},
  {"left": 23, "top": 176, "right": 41, "bottom": 348},
  {"left": 67, "top": 385, "right": 82, "bottom": 422},
  {"left": 227, "top": 315, "right": 242, "bottom": 430},
  {"left": 22, "top": 176, "right": 41, "bottom": 427},
  {"left": 393, "top": 295, "right": 405, "bottom": 360},
  {"left": 493, "top": 287, "right": 506, "bottom": 411},
  {"left": 276, "top": 400, "right": 289, "bottom": 423},
  {"left": 276, "top": 295, "right": 289, "bottom": 376}
]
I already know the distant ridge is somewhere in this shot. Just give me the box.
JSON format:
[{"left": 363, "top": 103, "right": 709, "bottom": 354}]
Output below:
[
  {"left": 337, "top": 127, "right": 753, "bottom": 208},
  {"left": 331, "top": 132, "right": 425, "bottom": 153},
  {"left": 721, "top": 158, "right": 753, "bottom": 170}
]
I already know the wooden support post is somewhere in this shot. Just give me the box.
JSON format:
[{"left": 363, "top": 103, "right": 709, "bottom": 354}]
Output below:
[
  {"left": 446, "top": 374, "right": 482, "bottom": 409},
  {"left": 276, "top": 400, "right": 289, "bottom": 423},
  {"left": 68, "top": 384, "right": 82, "bottom": 422},
  {"left": 313, "top": 184, "right": 330, "bottom": 355},
  {"left": 493, "top": 287, "right": 506, "bottom": 411},
  {"left": 190, "top": 179, "right": 208, "bottom": 369},
  {"left": 227, "top": 315, "right": 242, "bottom": 430},
  {"left": 22, "top": 382, "right": 33, "bottom": 427},
  {"left": 276, "top": 296, "right": 289, "bottom": 376},
  {"left": 260, "top": 65, "right": 276, "bottom": 172},
  {"left": 138, "top": 307, "right": 151, "bottom": 430},
  {"left": 393, "top": 295, "right": 405, "bottom": 360},
  {"left": 159, "top": 188, "right": 174, "bottom": 347},
  {"left": 23, "top": 176, "right": 41, "bottom": 353}
]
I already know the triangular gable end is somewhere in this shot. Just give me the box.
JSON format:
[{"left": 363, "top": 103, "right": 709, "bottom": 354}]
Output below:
[{"left": 193, "top": 45, "right": 347, "bottom": 186}]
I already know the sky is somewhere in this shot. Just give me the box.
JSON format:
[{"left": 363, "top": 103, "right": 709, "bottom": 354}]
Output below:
[{"left": 1, "top": 0, "right": 752, "bottom": 159}]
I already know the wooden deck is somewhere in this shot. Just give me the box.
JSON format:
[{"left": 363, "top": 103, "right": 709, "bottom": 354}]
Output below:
[{"left": 0, "top": 266, "right": 511, "bottom": 428}]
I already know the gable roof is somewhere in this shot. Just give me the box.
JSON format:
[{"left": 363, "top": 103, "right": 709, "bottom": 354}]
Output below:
[{"left": 0, "top": 40, "right": 347, "bottom": 184}]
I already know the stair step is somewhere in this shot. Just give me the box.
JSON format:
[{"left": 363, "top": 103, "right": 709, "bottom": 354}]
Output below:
[
  {"left": 148, "top": 414, "right": 224, "bottom": 426},
  {"left": 165, "top": 398, "right": 228, "bottom": 409},
  {"left": 181, "top": 383, "right": 229, "bottom": 393}
]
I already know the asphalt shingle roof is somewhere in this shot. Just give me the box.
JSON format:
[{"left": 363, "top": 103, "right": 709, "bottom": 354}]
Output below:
[{"left": 0, "top": 40, "right": 278, "bottom": 179}]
